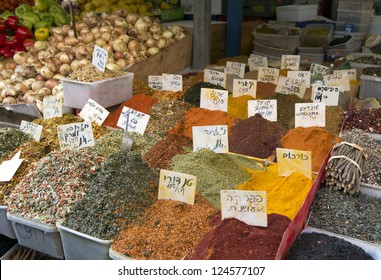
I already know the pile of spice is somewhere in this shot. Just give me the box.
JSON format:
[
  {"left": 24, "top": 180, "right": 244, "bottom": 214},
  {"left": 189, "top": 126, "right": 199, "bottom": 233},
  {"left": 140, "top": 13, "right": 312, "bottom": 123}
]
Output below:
[
  {"left": 326, "top": 106, "right": 344, "bottom": 136},
  {"left": 169, "top": 107, "right": 237, "bottom": 139},
  {"left": 171, "top": 149, "right": 264, "bottom": 209},
  {"left": 62, "top": 151, "right": 159, "bottom": 240},
  {"left": 343, "top": 109, "right": 381, "bottom": 133},
  {"left": 227, "top": 95, "right": 254, "bottom": 119},
  {"left": 280, "top": 127, "right": 336, "bottom": 172},
  {"left": 129, "top": 132, "right": 161, "bottom": 155},
  {"left": 308, "top": 186, "right": 381, "bottom": 244},
  {"left": 133, "top": 79, "right": 155, "bottom": 96},
  {"left": 188, "top": 213, "right": 291, "bottom": 260},
  {"left": 146, "top": 100, "right": 194, "bottom": 138},
  {"left": 237, "top": 164, "right": 313, "bottom": 220},
  {"left": 94, "top": 129, "right": 125, "bottom": 157},
  {"left": 256, "top": 82, "right": 277, "bottom": 98},
  {"left": 286, "top": 232, "right": 374, "bottom": 260},
  {"left": 6, "top": 149, "right": 105, "bottom": 224},
  {"left": 182, "top": 82, "right": 226, "bottom": 107},
  {"left": 111, "top": 194, "right": 216, "bottom": 260},
  {"left": 0, "top": 128, "right": 31, "bottom": 161},
  {"left": 67, "top": 63, "right": 125, "bottom": 82},
  {"left": 229, "top": 114, "right": 287, "bottom": 159},
  {"left": 151, "top": 88, "right": 187, "bottom": 101},
  {"left": 142, "top": 134, "right": 192, "bottom": 169}
]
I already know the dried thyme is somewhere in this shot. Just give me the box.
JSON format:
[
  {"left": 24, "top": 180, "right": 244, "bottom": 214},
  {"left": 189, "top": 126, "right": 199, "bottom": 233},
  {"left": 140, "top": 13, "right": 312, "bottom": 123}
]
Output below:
[
  {"left": 67, "top": 64, "right": 125, "bottom": 82},
  {"left": 94, "top": 129, "right": 125, "bottom": 157},
  {"left": 0, "top": 128, "right": 31, "bottom": 161}
]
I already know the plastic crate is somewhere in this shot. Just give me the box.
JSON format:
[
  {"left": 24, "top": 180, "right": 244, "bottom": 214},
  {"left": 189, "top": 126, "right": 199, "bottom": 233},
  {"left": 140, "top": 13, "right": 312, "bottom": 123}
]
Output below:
[
  {"left": 328, "top": 35, "right": 356, "bottom": 49},
  {"left": 0, "top": 206, "right": 16, "bottom": 239},
  {"left": 338, "top": 1, "right": 374, "bottom": 10},
  {"left": 253, "top": 23, "right": 301, "bottom": 50},
  {"left": 359, "top": 74, "right": 381, "bottom": 99},
  {"left": 301, "top": 23, "right": 334, "bottom": 47},
  {"left": 335, "top": 22, "right": 369, "bottom": 33},
  {"left": 253, "top": 41, "right": 297, "bottom": 58},
  {"left": 61, "top": 72, "right": 134, "bottom": 109},
  {"left": 6, "top": 213, "right": 64, "bottom": 259},
  {"left": 337, "top": 8, "right": 374, "bottom": 25},
  {"left": 299, "top": 53, "right": 325, "bottom": 65},
  {"left": 243, "top": 0, "right": 277, "bottom": 17},
  {"left": 56, "top": 224, "right": 112, "bottom": 260},
  {"left": 298, "top": 45, "right": 325, "bottom": 54},
  {"left": 326, "top": 42, "right": 362, "bottom": 62},
  {"left": 276, "top": 4, "right": 318, "bottom": 22},
  {"left": 109, "top": 248, "right": 133, "bottom": 260}
]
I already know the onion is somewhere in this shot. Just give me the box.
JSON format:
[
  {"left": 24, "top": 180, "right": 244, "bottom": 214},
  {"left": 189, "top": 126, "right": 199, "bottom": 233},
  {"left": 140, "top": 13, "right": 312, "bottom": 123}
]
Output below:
[
  {"left": 146, "top": 38, "right": 156, "bottom": 48},
  {"left": 101, "top": 32, "right": 112, "bottom": 42},
  {"left": 32, "top": 81, "right": 45, "bottom": 91},
  {"left": 114, "top": 51, "right": 125, "bottom": 60},
  {"left": 128, "top": 27, "right": 138, "bottom": 37},
  {"left": 52, "top": 84, "right": 63, "bottom": 96},
  {"left": 149, "top": 23, "right": 161, "bottom": 34},
  {"left": 82, "top": 32, "right": 95, "bottom": 44},
  {"left": 170, "top": 25, "right": 183, "bottom": 34},
  {"left": 53, "top": 74, "right": 64, "bottom": 80},
  {"left": 128, "top": 40, "right": 139, "bottom": 52},
  {"left": 71, "top": 60, "right": 81, "bottom": 71},
  {"left": 137, "top": 31, "right": 148, "bottom": 42},
  {"left": 116, "top": 58, "right": 127, "bottom": 69},
  {"left": 126, "top": 14, "right": 138, "bottom": 25},
  {"left": 113, "top": 39, "right": 128, "bottom": 52},
  {"left": 52, "top": 27, "right": 64, "bottom": 36},
  {"left": 2, "top": 97, "right": 17, "bottom": 104},
  {"left": 175, "top": 32, "right": 186, "bottom": 41},
  {"left": 1, "top": 69, "right": 13, "bottom": 79},
  {"left": 119, "top": 34, "right": 130, "bottom": 44},
  {"left": 162, "top": 30, "right": 174, "bottom": 39},
  {"left": 68, "top": 30, "right": 75, "bottom": 37},
  {"left": 95, "top": 38, "right": 107, "bottom": 48},
  {"left": 112, "top": 27, "right": 125, "bottom": 36},
  {"left": 100, "top": 26, "right": 112, "bottom": 34},
  {"left": 5, "top": 61, "right": 17, "bottom": 70},
  {"left": 106, "top": 63, "right": 121, "bottom": 72},
  {"left": 34, "top": 41, "right": 49, "bottom": 51},
  {"left": 46, "top": 62, "right": 58, "bottom": 73},
  {"left": 54, "top": 34, "right": 64, "bottom": 42},
  {"left": 64, "top": 37, "right": 79, "bottom": 46},
  {"left": 80, "top": 28, "right": 90, "bottom": 35},
  {"left": 79, "top": 59, "right": 90, "bottom": 68},
  {"left": 59, "top": 64, "right": 71, "bottom": 76},
  {"left": 40, "top": 65, "right": 54, "bottom": 79},
  {"left": 135, "top": 18, "right": 148, "bottom": 32},
  {"left": 45, "top": 79, "right": 57, "bottom": 90},
  {"left": 38, "top": 87, "right": 51, "bottom": 97},
  {"left": 59, "top": 53, "right": 71, "bottom": 64},
  {"left": 114, "top": 17, "right": 128, "bottom": 29},
  {"left": 24, "top": 79, "right": 35, "bottom": 89},
  {"left": 11, "top": 73, "right": 24, "bottom": 83},
  {"left": 75, "top": 46, "right": 89, "bottom": 59},
  {"left": 35, "top": 74, "right": 44, "bottom": 81},
  {"left": 13, "top": 52, "right": 29, "bottom": 65},
  {"left": 14, "top": 83, "right": 28, "bottom": 95},
  {"left": 0, "top": 63, "right": 4, "bottom": 71},
  {"left": 157, "top": 38, "right": 167, "bottom": 49},
  {"left": 2, "top": 86, "right": 17, "bottom": 97},
  {"left": 139, "top": 42, "right": 147, "bottom": 51},
  {"left": 25, "top": 94, "right": 37, "bottom": 104}
]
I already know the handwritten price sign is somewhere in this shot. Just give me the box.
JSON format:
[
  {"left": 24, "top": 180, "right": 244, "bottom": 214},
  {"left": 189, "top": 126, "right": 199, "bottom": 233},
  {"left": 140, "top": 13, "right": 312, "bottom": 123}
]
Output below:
[
  {"left": 323, "top": 72, "right": 350, "bottom": 92},
  {"left": 281, "top": 55, "right": 300, "bottom": 70},
  {"left": 148, "top": 75, "right": 163, "bottom": 90},
  {"left": 276, "top": 148, "right": 312, "bottom": 179},
  {"left": 275, "top": 76, "right": 306, "bottom": 98},
  {"left": 287, "top": 71, "right": 311, "bottom": 88},
  {"left": 295, "top": 103, "right": 325, "bottom": 128},
  {"left": 312, "top": 85, "right": 339, "bottom": 106},
  {"left": 310, "top": 63, "right": 330, "bottom": 76},
  {"left": 248, "top": 55, "right": 268, "bottom": 71},
  {"left": 232, "top": 79, "right": 257, "bottom": 98},
  {"left": 200, "top": 88, "right": 229, "bottom": 112},
  {"left": 192, "top": 125, "right": 229, "bottom": 153},
  {"left": 225, "top": 61, "right": 246, "bottom": 78},
  {"left": 116, "top": 106, "right": 150, "bottom": 135},
  {"left": 204, "top": 69, "right": 226, "bottom": 88},
  {"left": 20, "top": 120, "right": 43, "bottom": 141},
  {"left": 79, "top": 99, "right": 109, "bottom": 125},
  {"left": 92, "top": 45, "right": 108, "bottom": 72},
  {"left": 162, "top": 73, "right": 183, "bottom": 92},
  {"left": 248, "top": 100, "right": 277, "bottom": 121},
  {"left": 43, "top": 96, "right": 63, "bottom": 120},
  {"left": 57, "top": 121, "right": 95, "bottom": 150},
  {"left": 257, "top": 67, "right": 280, "bottom": 84}
]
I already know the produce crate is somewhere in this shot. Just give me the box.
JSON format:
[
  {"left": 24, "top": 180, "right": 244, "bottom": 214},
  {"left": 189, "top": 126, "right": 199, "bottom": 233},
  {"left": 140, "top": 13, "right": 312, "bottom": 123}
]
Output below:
[
  {"left": 109, "top": 247, "right": 133, "bottom": 260},
  {"left": 359, "top": 74, "right": 381, "bottom": 99},
  {"left": 243, "top": 0, "right": 277, "bottom": 17},
  {"left": 253, "top": 23, "right": 301, "bottom": 50},
  {"left": 301, "top": 23, "right": 334, "bottom": 47},
  {"left": 56, "top": 224, "right": 112, "bottom": 260},
  {"left": 0, "top": 206, "right": 16, "bottom": 239},
  {"left": 61, "top": 73, "right": 134, "bottom": 110},
  {"left": 276, "top": 4, "right": 318, "bottom": 22},
  {"left": 6, "top": 213, "right": 64, "bottom": 259}
]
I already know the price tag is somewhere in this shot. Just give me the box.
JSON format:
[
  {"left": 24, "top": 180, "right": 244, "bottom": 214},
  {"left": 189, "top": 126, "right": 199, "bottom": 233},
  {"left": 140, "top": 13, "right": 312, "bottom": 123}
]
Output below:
[
  {"left": 158, "top": 169, "right": 197, "bottom": 205},
  {"left": 200, "top": 88, "right": 229, "bottom": 112},
  {"left": 92, "top": 45, "right": 108, "bottom": 72},
  {"left": 248, "top": 55, "right": 268, "bottom": 71},
  {"left": 162, "top": 73, "right": 183, "bottom": 92},
  {"left": 57, "top": 121, "right": 94, "bottom": 150},
  {"left": 323, "top": 72, "right": 350, "bottom": 92},
  {"left": 281, "top": 55, "right": 300, "bottom": 70},
  {"left": 79, "top": 98, "right": 109, "bottom": 125},
  {"left": 295, "top": 103, "right": 325, "bottom": 128},
  {"left": 232, "top": 79, "right": 257, "bottom": 98},
  {"left": 275, "top": 76, "right": 306, "bottom": 99},
  {"left": 311, "top": 85, "right": 339, "bottom": 106},
  {"left": 220, "top": 190, "right": 267, "bottom": 227},
  {"left": 0, "top": 151, "right": 24, "bottom": 182},
  {"left": 19, "top": 120, "right": 43, "bottom": 142},
  {"left": 204, "top": 69, "right": 226, "bottom": 88},
  {"left": 276, "top": 148, "right": 312, "bottom": 179},
  {"left": 287, "top": 71, "right": 311, "bottom": 88},
  {"left": 248, "top": 100, "right": 277, "bottom": 121},
  {"left": 257, "top": 67, "right": 280, "bottom": 84},
  {"left": 225, "top": 61, "right": 246, "bottom": 78},
  {"left": 333, "top": 69, "right": 357, "bottom": 81},
  {"left": 192, "top": 125, "right": 229, "bottom": 153},
  {"left": 148, "top": 75, "right": 163, "bottom": 90},
  {"left": 43, "top": 95, "right": 62, "bottom": 119},
  {"left": 116, "top": 106, "right": 150, "bottom": 135},
  {"left": 310, "top": 63, "right": 330, "bottom": 76}
]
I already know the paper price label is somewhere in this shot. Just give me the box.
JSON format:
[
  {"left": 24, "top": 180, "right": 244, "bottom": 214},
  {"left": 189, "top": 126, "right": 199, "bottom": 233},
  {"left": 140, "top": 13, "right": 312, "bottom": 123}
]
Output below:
[
  {"left": 310, "top": 63, "right": 330, "bottom": 76},
  {"left": 225, "top": 61, "right": 246, "bottom": 78},
  {"left": 116, "top": 106, "right": 150, "bottom": 135},
  {"left": 92, "top": 45, "right": 108, "bottom": 72},
  {"left": 79, "top": 99, "right": 109, "bottom": 125},
  {"left": 248, "top": 100, "right": 277, "bottom": 121},
  {"left": 257, "top": 67, "right": 280, "bottom": 84},
  {"left": 295, "top": 103, "right": 325, "bottom": 128},
  {"left": 192, "top": 125, "right": 229, "bottom": 153},
  {"left": 221, "top": 190, "right": 267, "bottom": 227},
  {"left": 276, "top": 148, "right": 312, "bottom": 179},
  {"left": 162, "top": 73, "right": 182, "bottom": 92},
  {"left": 0, "top": 151, "right": 24, "bottom": 182},
  {"left": 281, "top": 55, "right": 300, "bottom": 70},
  {"left": 287, "top": 71, "right": 311, "bottom": 88},
  {"left": 20, "top": 120, "right": 43, "bottom": 142},
  {"left": 232, "top": 79, "right": 257, "bottom": 98},
  {"left": 275, "top": 76, "right": 306, "bottom": 99},
  {"left": 43, "top": 96, "right": 62, "bottom": 120},
  {"left": 148, "top": 75, "right": 163, "bottom": 90},
  {"left": 248, "top": 55, "right": 268, "bottom": 71},
  {"left": 323, "top": 72, "right": 350, "bottom": 92},
  {"left": 200, "top": 88, "right": 229, "bottom": 112},
  {"left": 57, "top": 121, "right": 94, "bottom": 150},
  {"left": 312, "top": 85, "right": 339, "bottom": 106},
  {"left": 158, "top": 169, "right": 197, "bottom": 205},
  {"left": 333, "top": 69, "right": 357, "bottom": 81},
  {"left": 204, "top": 69, "right": 226, "bottom": 88}
]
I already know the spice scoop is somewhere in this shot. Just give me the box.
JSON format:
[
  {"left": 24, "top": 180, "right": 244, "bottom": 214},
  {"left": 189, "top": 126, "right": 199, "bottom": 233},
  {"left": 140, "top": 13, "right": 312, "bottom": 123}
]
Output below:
[{"left": 120, "top": 111, "right": 133, "bottom": 151}]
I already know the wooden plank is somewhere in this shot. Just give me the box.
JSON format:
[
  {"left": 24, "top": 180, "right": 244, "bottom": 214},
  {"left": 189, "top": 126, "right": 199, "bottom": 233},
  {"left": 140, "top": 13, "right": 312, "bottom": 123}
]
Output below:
[{"left": 193, "top": 0, "right": 212, "bottom": 70}]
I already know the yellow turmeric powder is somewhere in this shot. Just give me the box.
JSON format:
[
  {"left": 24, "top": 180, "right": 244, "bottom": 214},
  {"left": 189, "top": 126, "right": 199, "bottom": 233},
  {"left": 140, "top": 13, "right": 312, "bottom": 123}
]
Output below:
[
  {"left": 236, "top": 164, "right": 314, "bottom": 220},
  {"left": 228, "top": 95, "right": 255, "bottom": 119}
]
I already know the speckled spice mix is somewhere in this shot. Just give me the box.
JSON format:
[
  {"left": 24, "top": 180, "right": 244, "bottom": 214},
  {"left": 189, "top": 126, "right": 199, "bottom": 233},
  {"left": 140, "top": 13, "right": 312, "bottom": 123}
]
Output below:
[
  {"left": 0, "top": 128, "right": 31, "bottom": 161},
  {"left": 133, "top": 79, "right": 155, "bottom": 96},
  {"left": 67, "top": 63, "right": 125, "bottom": 82},
  {"left": 343, "top": 109, "right": 381, "bottom": 133}
]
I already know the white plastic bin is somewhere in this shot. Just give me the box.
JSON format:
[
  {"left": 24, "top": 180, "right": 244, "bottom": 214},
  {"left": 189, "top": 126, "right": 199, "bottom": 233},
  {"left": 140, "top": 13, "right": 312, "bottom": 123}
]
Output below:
[
  {"left": 359, "top": 74, "right": 381, "bottom": 99},
  {"left": 253, "top": 23, "right": 301, "bottom": 50},
  {"left": 253, "top": 41, "right": 297, "bottom": 58},
  {"left": 301, "top": 23, "right": 334, "bottom": 47},
  {"left": 276, "top": 5, "right": 318, "bottom": 22},
  {"left": 336, "top": 8, "right": 374, "bottom": 25},
  {"left": 0, "top": 206, "right": 16, "bottom": 239}
]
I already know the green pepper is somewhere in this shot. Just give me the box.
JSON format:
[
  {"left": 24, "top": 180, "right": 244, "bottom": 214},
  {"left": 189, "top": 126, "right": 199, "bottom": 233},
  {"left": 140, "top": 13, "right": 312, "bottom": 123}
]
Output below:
[
  {"left": 34, "top": 21, "right": 52, "bottom": 31},
  {"left": 15, "top": 4, "right": 33, "bottom": 19},
  {"left": 53, "top": 13, "right": 68, "bottom": 26},
  {"left": 34, "top": 0, "right": 50, "bottom": 12},
  {"left": 0, "top": 11, "right": 14, "bottom": 20},
  {"left": 38, "top": 12, "right": 53, "bottom": 24},
  {"left": 20, "top": 20, "right": 33, "bottom": 31},
  {"left": 49, "top": 4, "right": 66, "bottom": 16},
  {"left": 22, "top": 12, "right": 40, "bottom": 26}
]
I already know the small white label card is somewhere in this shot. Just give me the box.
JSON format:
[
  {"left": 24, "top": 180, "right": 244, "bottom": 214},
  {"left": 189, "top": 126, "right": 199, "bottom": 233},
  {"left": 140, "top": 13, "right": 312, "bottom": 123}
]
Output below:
[
  {"left": 312, "top": 85, "right": 339, "bottom": 106},
  {"left": 276, "top": 148, "right": 312, "bottom": 179},
  {"left": 275, "top": 76, "right": 306, "bottom": 99},
  {"left": 310, "top": 63, "right": 330, "bottom": 76},
  {"left": 295, "top": 103, "right": 326, "bottom": 128},
  {"left": 281, "top": 55, "right": 300, "bottom": 70},
  {"left": 116, "top": 106, "right": 150, "bottom": 135},
  {"left": 257, "top": 67, "right": 280, "bottom": 84},
  {"left": 221, "top": 190, "right": 267, "bottom": 227},
  {"left": 323, "top": 72, "right": 350, "bottom": 92},
  {"left": 333, "top": 69, "right": 357, "bottom": 81},
  {"left": 192, "top": 125, "right": 229, "bottom": 153},
  {"left": 43, "top": 95, "right": 63, "bottom": 120},
  {"left": 232, "top": 79, "right": 257, "bottom": 98},
  {"left": 248, "top": 100, "right": 277, "bottom": 121},
  {"left": 248, "top": 55, "right": 268, "bottom": 71},
  {"left": 158, "top": 169, "right": 197, "bottom": 205},
  {"left": 148, "top": 75, "right": 163, "bottom": 90},
  {"left": 287, "top": 71, "right": 311, "bottom": 88},
  {"left": 0, "top": 151, "right": 24, "bottom": 182},
  {"left": 57, "top": 121, "right": 94, "bottom": 150},
  {"left": 204, "top": 69, "right": 226, "bottom": 88},
  {"left": 225, "top": 61, "right": 246, "bottom": 78},
  {"left": 200, "top": 88, "right": 229, "bottom": 112},
  {"left": 79, "top": 98, "right": 110, "bottom": 125},
  {"left": 20, "top": 120, "right": 42, "bottom": 142},
  {"left": 162, "top": 73, "right": 183, "bottom": 92},
  {"left": 92, "top": 45, "right": 108, "bottom": 72}
]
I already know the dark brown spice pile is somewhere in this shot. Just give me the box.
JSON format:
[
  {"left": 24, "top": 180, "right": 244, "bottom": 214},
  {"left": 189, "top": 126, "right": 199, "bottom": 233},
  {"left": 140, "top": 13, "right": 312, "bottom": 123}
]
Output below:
[{"left": 343, "top": 109, "right": 381, "bottom": 133}]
